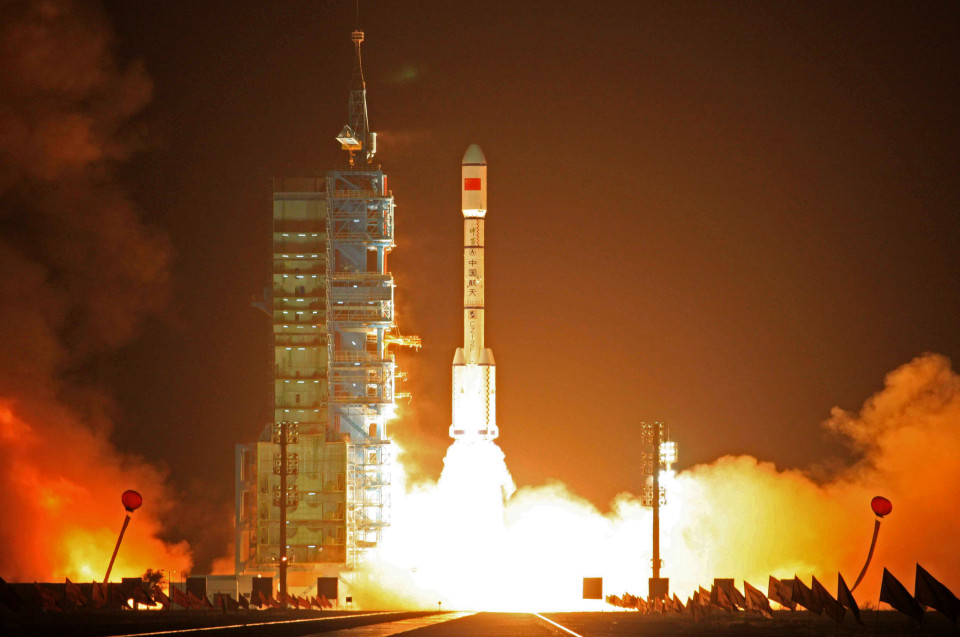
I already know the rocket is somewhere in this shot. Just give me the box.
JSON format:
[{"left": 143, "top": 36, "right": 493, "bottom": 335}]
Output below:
[{"left": 450, "top": 144, "right": 498, "bottom": 441}]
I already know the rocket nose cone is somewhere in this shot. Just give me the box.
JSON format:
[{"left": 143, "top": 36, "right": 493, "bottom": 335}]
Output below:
[{"left": 462, "top": 144, "right": 486, "bottom": 165}]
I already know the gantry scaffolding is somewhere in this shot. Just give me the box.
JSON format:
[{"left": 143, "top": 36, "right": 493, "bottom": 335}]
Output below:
[
  {"left": 235, "top": 28, "right": 411, "bottom": 601},
  {"left": 326, "top": 167, "right": 394, "bottom": 570},
  {"left": 235, "top": 165, "right": 401, "bottom": 582}
]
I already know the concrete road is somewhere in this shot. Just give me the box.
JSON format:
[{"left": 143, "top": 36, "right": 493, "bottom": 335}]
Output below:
[
  {"left": 311, "top": 612, "right": 580, "bottom": 637},
  {"left": 313, "top": 610, "right": 960, "bottom": 637},
  {"left": 31, "top": 609, "right": 952, "bottom": 637}
]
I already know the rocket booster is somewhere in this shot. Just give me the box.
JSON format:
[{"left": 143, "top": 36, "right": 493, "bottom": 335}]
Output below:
[{"left": 450, "top": 144, "right": 498, "bottom": 441}]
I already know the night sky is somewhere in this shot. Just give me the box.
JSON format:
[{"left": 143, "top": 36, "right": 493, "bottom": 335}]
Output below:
[{"left": 6, "top": 1, "right": 958, "bottom": 571}]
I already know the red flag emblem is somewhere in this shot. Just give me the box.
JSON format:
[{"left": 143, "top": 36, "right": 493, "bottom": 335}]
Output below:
[{"left": 464, "top": 178, "right": 481, "bottom": 191}]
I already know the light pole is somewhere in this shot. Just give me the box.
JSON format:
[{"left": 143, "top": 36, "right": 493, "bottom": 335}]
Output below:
[
  {"left": 273, "top": 421, "right": 298, "bottom": 609},
  {"left": 641, "top": 422, "right": 677, "bottom": 601},
  {"left": 104, "top": 490, "right": 143, "bottom": 583},
  {"left": 651, "top": 422, "right": 661, "bottom": 583}
]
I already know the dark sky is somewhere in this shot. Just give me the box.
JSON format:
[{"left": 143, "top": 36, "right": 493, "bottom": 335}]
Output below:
[{"left": 93, "top": 1, "right": 959, "bottom": 568}]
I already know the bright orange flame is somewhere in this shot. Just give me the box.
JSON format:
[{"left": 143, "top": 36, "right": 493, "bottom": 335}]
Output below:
[
  {"left": 0, "top": 401, "right": 191, "bottom": 582},
  {"left": 351, "top": 354, "right": 960, "bottom": 610}
]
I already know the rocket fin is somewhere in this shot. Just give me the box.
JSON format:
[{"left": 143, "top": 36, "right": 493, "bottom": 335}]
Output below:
[{"left": 480, "top": 348, "right": 495, "bottom": 366}]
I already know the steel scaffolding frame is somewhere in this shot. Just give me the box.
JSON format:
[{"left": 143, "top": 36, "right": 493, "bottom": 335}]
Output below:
[{"left": 325, "top": 168, "right": 395, "bottom": 570}]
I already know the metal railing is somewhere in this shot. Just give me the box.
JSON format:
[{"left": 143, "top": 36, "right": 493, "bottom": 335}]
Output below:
[
  {"left": 328, "top": 209, "right": 390, "bottom": 219},
  {"left": 328, "top": 272, "right": 392, "bottom": 282},
  {"left": 329, "top": 394, "right": 393, "bottom": 405},
  {"left": 329, "top": 189, "right": 392, "bottom": 199},
  {"left": 328, "top": 230, "right": 392, "bottom": 242},
  {"left": 327, "top": 306, "right": 392, "bottom": 322},
  {"left": 331, "top": 351, "right": 395, "bottom": 363},
  {"left": 328, "top": 291, "right": 392, "bottom": 305}
]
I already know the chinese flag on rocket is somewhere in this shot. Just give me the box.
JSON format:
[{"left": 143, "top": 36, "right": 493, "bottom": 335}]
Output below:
[{"left": 464, "top": 178, "right": 481, "bottom": 190}]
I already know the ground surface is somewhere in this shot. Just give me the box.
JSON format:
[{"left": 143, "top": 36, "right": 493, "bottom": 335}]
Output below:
[
  {"left": 1, "top": 609, "right": 437, "bottom": 637},
  {"left": 5, "top": 609, "right": 958, "bottom": 636},
  {"left": 313, "top": 610, "right": 958, "bottom": 636},
  {"left": 542, "top": 610, "right": 955, "bottom": 635}
]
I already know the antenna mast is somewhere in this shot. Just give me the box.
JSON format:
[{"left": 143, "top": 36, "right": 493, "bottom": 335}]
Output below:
[{"left": 336, "top": 27, "right": 377, "bottom": 165}]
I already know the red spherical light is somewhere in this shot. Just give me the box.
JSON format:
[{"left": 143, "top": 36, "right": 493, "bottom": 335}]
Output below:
[
  {"left": 871, "top": 495, "right": 892, "bottom": 518},
  {"left": 122, "top": 490, "right": 143, "bottom": 513}
]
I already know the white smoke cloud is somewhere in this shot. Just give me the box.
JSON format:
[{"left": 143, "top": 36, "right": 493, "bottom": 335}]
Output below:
[{"left": 351, "top": 353, "right": 960, "bottom": 610}]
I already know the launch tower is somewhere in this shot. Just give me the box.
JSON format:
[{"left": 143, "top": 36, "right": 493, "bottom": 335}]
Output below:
[{"left": 236, "top": 29, "right": 413, "bottom": 601}]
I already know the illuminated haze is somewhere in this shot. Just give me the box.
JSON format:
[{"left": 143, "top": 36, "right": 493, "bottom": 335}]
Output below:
[
  {"left": 1, "top": 1, "right": 957, "bottom": 588},
  {"left": 353, "top": 354, "right": 960, "bottom": 609},
  {"left": 0, "top": 0, "right": 190, "bottom": 580}
]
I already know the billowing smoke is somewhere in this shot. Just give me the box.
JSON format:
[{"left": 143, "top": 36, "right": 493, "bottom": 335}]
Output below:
[
  {"left": 0, "top": 0, "right": 190, "bottom": 580},
  {"left": 671, "top": 353, "right": 960, "bottom": 598},
  {"left": 353, "top": 353, "right": 960, "bottom": 610}
]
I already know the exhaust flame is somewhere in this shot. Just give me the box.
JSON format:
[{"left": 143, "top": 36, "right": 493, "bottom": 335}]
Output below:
[
  {"left": 0, "top": 402, "right": 191, "bottom": 581},
  {"left": 356, "top": 353, "right": 960, "bottom": 610}
]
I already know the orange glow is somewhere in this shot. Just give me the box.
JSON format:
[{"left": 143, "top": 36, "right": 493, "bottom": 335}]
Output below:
[
  {"left": 385, "top": 334, "right": 422, "bottom": 350},
  {"left": 351, "top": 354, "right": 960, "bottom": 610},
  {"left": 0, "top": 401, "right": 191, "bottom": 582},
  {"left": 0, "top": 0, "right": 182, "bottom": 585},
  {"left": 0, "top": 404, "right": 32, "bottom": 441}
]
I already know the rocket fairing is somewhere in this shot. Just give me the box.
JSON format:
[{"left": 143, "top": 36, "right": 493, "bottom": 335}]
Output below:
[{"left": 450, "top": 144, "right": 498, "bottom": 441}]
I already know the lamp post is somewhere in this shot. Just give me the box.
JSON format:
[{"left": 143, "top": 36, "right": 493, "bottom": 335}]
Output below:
[
  {"left": 851, "top": 496, "right": 893, "bottom": 591},
  {"left": 104, "top": 490, "right": 143, "bottom": 583},
  {"left": 279, "top": 424, "right": 288, "bottom": 609},
  {"left": 272, "top": 421, "right": 298, "bottom": 608},
  {"left": 641, "top": 423, "right": 677, "bottom": 601}
]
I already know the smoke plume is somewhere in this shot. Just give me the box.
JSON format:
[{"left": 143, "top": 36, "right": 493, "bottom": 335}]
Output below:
[
  {"left": 0, "top": 0, "right": 189, "bottom": 581},
  {"left": 677, "top": 354, "right": 960, "bottom": 595},
  {"left": 354, "top": 353, "right": 960, "bottom": 610}
]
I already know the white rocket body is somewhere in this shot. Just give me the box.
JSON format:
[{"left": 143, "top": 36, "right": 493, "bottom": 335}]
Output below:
[{"left": 450, "top": 144, "right": 498, "bottom": 441}]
